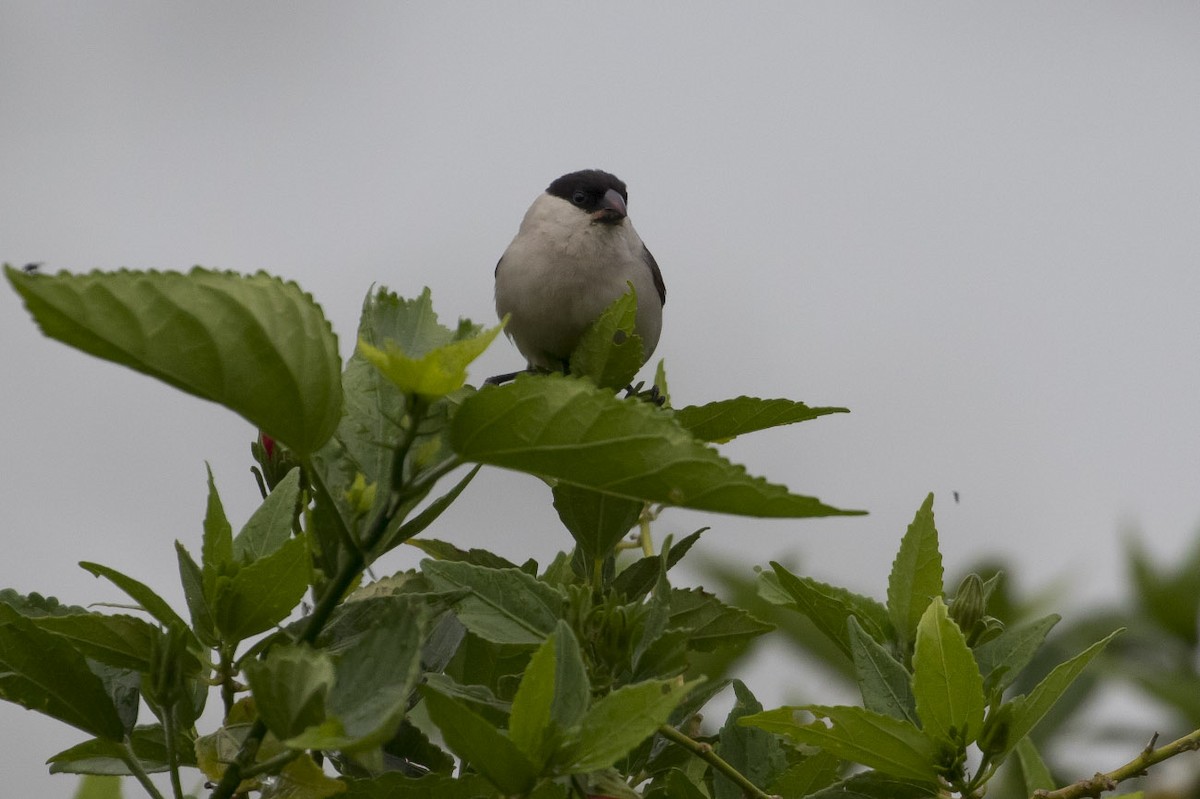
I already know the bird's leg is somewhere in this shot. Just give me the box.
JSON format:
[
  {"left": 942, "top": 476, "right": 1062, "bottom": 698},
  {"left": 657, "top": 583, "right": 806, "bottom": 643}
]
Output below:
[{"left": 624, "top": 381, "right": 665, "bottom": 406}]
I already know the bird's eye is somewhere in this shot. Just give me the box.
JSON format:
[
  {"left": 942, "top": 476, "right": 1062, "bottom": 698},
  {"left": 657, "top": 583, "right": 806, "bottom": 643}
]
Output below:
[{"left": 571, "top": 190, "right": 588, "bottom": 206}]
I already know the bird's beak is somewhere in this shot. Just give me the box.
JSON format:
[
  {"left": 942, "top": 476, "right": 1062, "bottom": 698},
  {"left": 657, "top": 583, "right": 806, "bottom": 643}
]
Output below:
[{"left": 590, "top": 188, "right": 627, "bottom": 223}]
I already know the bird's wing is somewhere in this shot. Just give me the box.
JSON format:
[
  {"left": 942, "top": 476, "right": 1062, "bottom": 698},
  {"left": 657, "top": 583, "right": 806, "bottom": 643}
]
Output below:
[{"left": 642, "top": 245, "right": 666, "bottom": 306}]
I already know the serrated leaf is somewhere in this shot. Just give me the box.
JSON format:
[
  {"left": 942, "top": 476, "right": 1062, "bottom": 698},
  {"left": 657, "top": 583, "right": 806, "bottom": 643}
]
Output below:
[
  {"left": 848, "top": 616, "right": 917, "bottom": 724},
  {"left": 451, "top": 374, "right": 861, "bottom": 518},
  {"left": 407, "top": 538, "right": 519, "bottom": 570},
  {"left": 0, "top": 605, "right": 124, "bottom": 740},
  {"left": 713, "top": 681, "right": 787, "bottom": 799},
  {"left": 359, "top": 322, "right": 502, "bottom": 399},
  {"left": 769, "top": 751, "right": 842, "bottom": 796},
  {"left": 553, "top": 483, "right": 643, "bottom": 562},
  {"left": 509, "top": 620, "right": 590, "bottom": 768},
  {"left": 972, "top": 614, "right": 1060, "bottom": 693},
  {"left": 234, "top": 467, "right": 302, "bottom": 561},
  {"left": 213, "top": 535, "right": 310, "bottom": 642},
  {"left": 420, "top": 685, "right": 538, "bottom": 794},
  {"left": 568, "top": 286, "right": 644, "bottom": 390},
  {"left": 201, "top": 465, "right": 234, "bottom": 600},
  {"left": 422, "top": 560, "right": 563, "bottom": 645},
  {"left": 244, "top": 645, "right": 334, "bottom": 741},
  {"left": 667, "top": 587, "right": 773, "bottom": 651},
  {"left": 674, "top": 397, "right": 848, "bottom": 442},
  {"left": 78, "top": 562, "right": 190, "bottom": 633},
  {"left": 765, "top": 563, "right": 892, "bottom": 659},
  {"left": 912, "top": 598, "right": 985, "bottom": 745},
  {"left": 1003, "top": 628, "right": 1123, "bottom": 754},
  {"left": 32, "top": 613, "right": 157, "bottom": 672},
  {"left": 740, "top": 705, "right": 937, "bottom": 783},
  {"left": 5, "top": 266, "right": 342, "bottom": 453},
  {"left": 174, "top": 542, "right": 217, "bottom": 647},
  {"left": 562, "top": 677, "right": 699, "bottom": 772},
  {"left": 289, "top": 611, "right": 427, "bottom": 751},
  {"left": 887, "top": 494, "right": 943, "bottom": 651}
]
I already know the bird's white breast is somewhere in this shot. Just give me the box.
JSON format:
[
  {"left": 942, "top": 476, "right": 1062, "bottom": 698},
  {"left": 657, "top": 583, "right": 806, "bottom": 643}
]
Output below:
[{"left": 495, "top": 194, "right": 662, "bottom": 370}]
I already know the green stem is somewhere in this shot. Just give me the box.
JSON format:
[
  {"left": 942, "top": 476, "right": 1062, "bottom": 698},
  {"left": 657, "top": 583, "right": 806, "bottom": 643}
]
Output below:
[
  {"left": 241, "top": 748, "right": 303, "bottom": 779},
  {"left": 657, "top": 724, "right": 778, "bottom": 799},
  {"left": 209, "top": 398, "right": 432, "bottom": 799},
  {"left": 1034, "top": 728, "right": 1200, "bottom": 799},
  {"left": 121, "top": 739, "right": 167, "bottom": 799},
  {"left": 161, "top": 706, "right": 185, "bottom": 799}
]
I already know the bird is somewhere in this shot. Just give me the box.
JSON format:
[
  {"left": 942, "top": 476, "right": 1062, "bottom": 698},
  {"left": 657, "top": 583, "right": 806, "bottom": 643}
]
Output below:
[{"left": 491, "top": 169, "right": 665, "bottom": 381}]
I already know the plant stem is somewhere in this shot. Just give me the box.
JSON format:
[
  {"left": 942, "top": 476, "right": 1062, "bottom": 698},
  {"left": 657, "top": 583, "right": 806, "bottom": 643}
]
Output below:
[
  {"left": 121, "top": 739, "right": 167, "bottom": 799},
  {"left": 161, "top": 706, "right": 185, "bottom": 799},
  {"left": 209, "top": 399, "right": 432, "bottom": 799},
  {"left": 657, "top": 724, "right": 779, "bottom": 799},
  {"left": 1035, "top": 728, "right": 1200, "bottom": 799}
]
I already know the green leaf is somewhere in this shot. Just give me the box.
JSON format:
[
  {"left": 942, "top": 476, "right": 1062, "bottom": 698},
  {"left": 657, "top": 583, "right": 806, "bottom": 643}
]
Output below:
[
  {"left": 972, "top": 614, "right": 1060, "bottom": 693},
  {"left": 509, "top": 620, "right": 590, "bottom": 767},
  {"left": 5, "top": 266, "right": 342, "bottom": 454},
  {"left": 768, "top": 751, "right": 842, "bottom": 797},
  {"left": 49, "top": 725, "right": 189, "bottom": 775},
  {"left": 174, "top": 542, "right": 217, "bottom": 647},
  {"left": 328, "top": 611, "right": 427, "bottom": 749},
  {"left": 886, "top": 494, "right": 943, "bottom": 651},
  {"left": 451, "top": 374, "right": 861, "bottom": 518},
  {"left": 1004, "top": 628, "right": 1123, "bottom": 752},
  {"left": 359, "top": 322, "right": 503, "bottom": 399},
  {"left": 244, "top": 645, "right": 335, "bottom": 741},
  {"left": 1013, "top": 737, "right": 1056, "bottom": 793},
  {"left": 233, "top": 467, "right": 302, "bottom": 561},
  {"left": 740, "top": 705, "right": 938, "bottom": 783},
  {"left": 568, "top": 285, "right": 644, "bottom": 390},
  {"left": 419, "top": 685, "right": 538, "bottom": 794},
  {"left": 911, "top": 598, "right": 985, "bottom": 745},
  {"left": 201, "top": 465, "right": 234, "bottom": 603},
  {"left": 646, "top": 769, "right": 709, "bottom": 799},
  {"left": 422, "top": 560, "right": 563, "bottom": 645},
  {"left": 292, "top": 611, "right": 428, "bottom": 751},
  {"left": 848, "top": 616, "right": 917, "bottom": 724},
  {"left": 765, "top": 563, "right": 892, "bottom": 659},
  {"left": 562, "top": 677, "right": 699, "bottom": 773},
  {"left": 0, "top": 604, "right": 124, "bottom": 740},
  {"left": 552, "top": 483, "right": 644, "bottom": 562},
  {"left": 407, "top": 538, "right": 519, "bottom": 570},
  {"left": 713, "top": 681, "right": 787, "bottom": 799},
  {"left": 213, "top": 534, "right": 311, "bottom": 642},
  {"left": 377, "top": 465, "right": 482, "bottom": 556},
  {"left": 667, "top": 587, "right": 774, "bottom": 651},
  {"left": 78, "top": 562, "right": 190, "bottom": 633},
  {"left": 674, "top": 397, "right": 848, "bottom": 442},
  {"left": 32, "top": 613, "right": 157, "bottom": 672}
]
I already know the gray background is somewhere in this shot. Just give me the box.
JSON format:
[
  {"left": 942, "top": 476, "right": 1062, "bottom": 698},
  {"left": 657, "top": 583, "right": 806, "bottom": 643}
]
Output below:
[{"left": 2, "top": 4, "right": 1198, "bottom": 796}]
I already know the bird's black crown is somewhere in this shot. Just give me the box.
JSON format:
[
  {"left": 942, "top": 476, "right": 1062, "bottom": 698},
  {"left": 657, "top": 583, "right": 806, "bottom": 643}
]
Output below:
[{"left": 546, "top": 169, "right": 628, "bottom": 213}]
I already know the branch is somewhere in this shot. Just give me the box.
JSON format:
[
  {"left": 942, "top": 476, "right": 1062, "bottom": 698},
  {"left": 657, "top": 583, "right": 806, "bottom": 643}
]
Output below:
[
  {"left": 1034, "top": 728, "right": 1200, "bottom": 799},
  {"left": 658, "top": 724, "right": 779, "bottom": 799},
  {"left": 208, "top": 399, "right": 432, "bottom": 799}
]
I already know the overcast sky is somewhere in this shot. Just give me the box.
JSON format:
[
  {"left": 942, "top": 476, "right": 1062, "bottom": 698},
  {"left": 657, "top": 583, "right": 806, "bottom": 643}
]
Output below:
[{"left": 2, "top": 4, "right": 1199, "bottom": 796}]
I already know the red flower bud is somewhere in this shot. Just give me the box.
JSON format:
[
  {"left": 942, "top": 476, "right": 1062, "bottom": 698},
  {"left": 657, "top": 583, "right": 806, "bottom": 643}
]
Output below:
[{"left": 259, "top": 432, "right": 276, "bottom": 459}]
